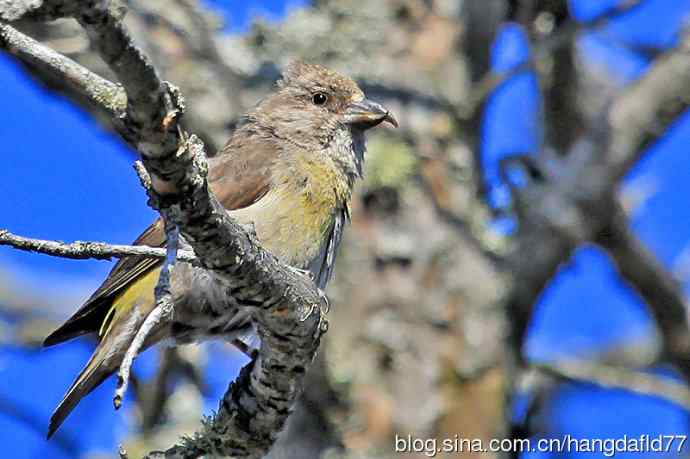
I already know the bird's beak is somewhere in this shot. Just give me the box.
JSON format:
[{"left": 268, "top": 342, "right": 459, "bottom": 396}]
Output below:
[{"left": 344, "top": 99, "right": 398, "bottom": 129}]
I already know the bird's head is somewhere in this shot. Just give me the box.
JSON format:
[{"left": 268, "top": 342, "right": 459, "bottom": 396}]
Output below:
[{"left": 249, "top": 62, "right": 397, "bottom": 177}]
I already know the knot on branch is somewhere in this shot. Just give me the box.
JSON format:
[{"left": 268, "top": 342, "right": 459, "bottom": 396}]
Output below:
[
  {"left": 141, "top": 134, "right": 208, "bottom": 207},
  {"left": 161, "top": 81, "right": 186, "bottom": 131}
]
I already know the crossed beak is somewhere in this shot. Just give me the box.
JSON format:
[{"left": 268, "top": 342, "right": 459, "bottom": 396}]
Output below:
[{"left": 344, "top": 99, "right": 399, "bottom": 129}]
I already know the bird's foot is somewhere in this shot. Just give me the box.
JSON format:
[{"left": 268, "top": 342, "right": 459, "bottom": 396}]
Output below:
[
  {"left": 318, "top": 288, "right": 330, "bottom": 315},
  {"left": 290, "top": 266, "right": 327, "bottom": 337},
  {"left": 288, "top": 265, "right": 315, "bottom": 281},
  {"left": 316, "top": 288, "right": 330, "bottom": 335},
  {"left": 297, "top": 288, "right": 330, "bottom": 340}
]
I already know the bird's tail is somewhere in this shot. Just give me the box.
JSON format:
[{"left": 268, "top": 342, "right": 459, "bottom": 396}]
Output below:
[
  {"left": 48, "top": 305, "right": 163, "bottom": 438},
  {"left": 47, "top": 338, "right": 119, "bottom": 438},
  {"left": 48, "top": 269, "right": 164, "bottom": 438}
]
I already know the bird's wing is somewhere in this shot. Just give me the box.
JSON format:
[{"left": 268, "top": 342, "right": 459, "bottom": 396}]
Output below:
[
  {"left": 43, "top": 127, "right": 279, "bottom": 346},
  {"left": 206, "top": 124, "right": 277, "bottom": 210},
  {"left": 309, "top": 205, "right": 349, "bottom": 290},
  {"left": 43, "top": 219, "right": 166, "bottom": 345}
]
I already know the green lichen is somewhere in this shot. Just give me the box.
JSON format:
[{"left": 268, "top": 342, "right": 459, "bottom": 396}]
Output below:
[{"left": 364, "top": 136, "right": 417, "bottom": 190}]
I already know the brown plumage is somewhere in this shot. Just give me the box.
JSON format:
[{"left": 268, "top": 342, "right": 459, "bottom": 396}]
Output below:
[{"left": 44, "top": 62, "right": 397, "bottom": 437}]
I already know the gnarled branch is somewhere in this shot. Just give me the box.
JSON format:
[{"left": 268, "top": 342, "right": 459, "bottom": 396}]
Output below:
[{"left": 0, "top": 2, "right": 327, "bottom": 458}]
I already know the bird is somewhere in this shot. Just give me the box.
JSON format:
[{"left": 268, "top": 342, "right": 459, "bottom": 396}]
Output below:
[{"left": 43, "top": 61, "right": 397, "bottom": 438}]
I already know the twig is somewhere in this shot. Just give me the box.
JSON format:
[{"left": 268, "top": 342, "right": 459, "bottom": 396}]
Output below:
[
  {"left": 607, "top": 32, "right": 690, "bottom": 180},
  {"left": 532, "top": 360, "right": 690, "bottom": 412},
  {"left": 0, "top": 228, "right": 197, "bottom": 263},
  {"left": 114, "top": 221, "right": 179, "bottom": 409},
  {"left": 0, "top": 23, "right": 127, "bottom": 117},
  {"left": 456, "top": 0, "right": 645, "bottom": 119},
  {"left": 0, "top": 0, "right": 80, "bottom": 21}
]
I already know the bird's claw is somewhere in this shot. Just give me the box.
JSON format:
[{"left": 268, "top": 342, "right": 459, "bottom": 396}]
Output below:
[
  {"left": 296, "top": 288, "right": 330, "bottom": 338},
  {"left": 288, "top": 265, "right": 315, "bottom": 281},
  {"left": 316, "top": 289, "right": 330, "bottom": 336},
  {"left": 317, "top": 314, "right": 329, "bottom": 335},
  {"left": 318, "top": 288, "right": 330, "bottom": 315}
]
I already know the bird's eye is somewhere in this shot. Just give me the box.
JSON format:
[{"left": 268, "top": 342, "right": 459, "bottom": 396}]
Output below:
[{"left": 312, "top": 92, "right": 328, "bottom": 106}]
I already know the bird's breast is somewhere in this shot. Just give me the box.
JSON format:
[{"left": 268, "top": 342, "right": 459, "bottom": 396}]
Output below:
[{"left": 229, "top": 151, "right": 351, "bottom": 270}]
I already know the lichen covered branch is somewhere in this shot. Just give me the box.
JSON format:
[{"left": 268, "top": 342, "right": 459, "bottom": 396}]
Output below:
[
  {"left": 0, "top": 228, "right": 197, "bottom": 263},
  {"left": 0, "top": 2, "right": 327, "bottom": 458}
]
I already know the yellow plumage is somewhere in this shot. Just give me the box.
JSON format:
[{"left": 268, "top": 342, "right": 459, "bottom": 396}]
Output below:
[
  {"left": 99, "top": 267, "right": 160, "bottom": 338},
  {"left": 99, "top": 152, "right": 350, "bottom": 340},
  {"left": 231, "top": 149, "right": 351, "bottom": 268}
]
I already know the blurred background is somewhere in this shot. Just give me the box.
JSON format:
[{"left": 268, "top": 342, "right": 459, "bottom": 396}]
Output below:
[{"left": 2, "top": 0, "right": 690, "bottom": 457}]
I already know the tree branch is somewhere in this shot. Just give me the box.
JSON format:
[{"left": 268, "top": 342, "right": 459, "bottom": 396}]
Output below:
[
  {"left": 531, "top": 360, "right": 690, "bottom": 412},
  {"left": 0, "top": 3, "right": 328, "bottom": 458},
  {"left": 507, "top": 30, "right": 690, "bottom": 360},
  {"left": 0, "top": 228, "right": 197, "bottom": 263},
  {"left": 456, "top": 0, "right": 645, "bottom": 120},
  {"left": 597, "top": 204, "right": 690, "bottom": 376},
  {"left": 502, "top": 22, "right": 690, "bottom": 449},
  {"left": 0, "top": 0, "right": 81, "bottom": 21},
  {"left": 0, "top": 22, "right": 126, "bottom": 116},
  {"left": 607, "top": 33, "right": 690, "bottom": 180}
]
